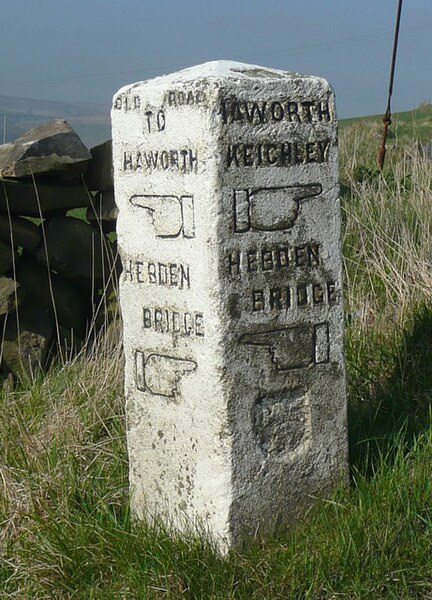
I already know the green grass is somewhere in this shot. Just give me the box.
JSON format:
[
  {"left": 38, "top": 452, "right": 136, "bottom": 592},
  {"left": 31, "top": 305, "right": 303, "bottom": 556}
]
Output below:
[
  {"left": 1, "top": 108, "right": 432, "bottom": 597},
  {"left": 1, "top": 365, "right": 431, "bottom": 598},
  {"left": 340, "top": 102, "right": 432, "bottom": 145}
]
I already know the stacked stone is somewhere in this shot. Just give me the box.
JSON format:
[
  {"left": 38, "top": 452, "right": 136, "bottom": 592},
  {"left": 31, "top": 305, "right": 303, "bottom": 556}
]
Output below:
[{"left": 0, "top": 120, "right": 118, "bottom": 378}]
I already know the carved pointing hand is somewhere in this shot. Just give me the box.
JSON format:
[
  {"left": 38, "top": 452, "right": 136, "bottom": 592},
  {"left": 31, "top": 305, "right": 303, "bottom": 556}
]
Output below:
[
  {"left": 235, "top": 183, "right": 322, "bottom": 232},
  {"left": 145, "top": 354, "right": 197, "bottom": 398},
  {"left": 130, "top": 194, "right": 183, "bottom": 237},
  {"left": 240, "top": 327, "right": 314, "bottom": 370}
]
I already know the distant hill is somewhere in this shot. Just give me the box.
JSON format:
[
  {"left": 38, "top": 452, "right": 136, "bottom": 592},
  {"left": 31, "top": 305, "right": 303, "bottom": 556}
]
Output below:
[{"left": 0, "top": 94, "right": 111, "bottom": 148}]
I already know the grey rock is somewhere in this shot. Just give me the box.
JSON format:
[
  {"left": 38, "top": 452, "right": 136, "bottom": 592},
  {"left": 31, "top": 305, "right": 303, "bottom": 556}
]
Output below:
[
  {"left": 85, "top": 140, "right": 113, "bottom": 191},
  {"left": 15, "top": 259, "right": 90, "bottom": 339},
  {"left": 86, "top": 189, "right": 118, "bottom": 231},
  {"left": 35, "top": 215, "right": 116, "bottom": 282},
  {"left": 0, "top": 178, "right": 91, "bottom": 216},
  {"left": 0, "top": 119, "right": 91, "bottom": 180},
  {"left": 0, "top": 277, "right": 23, "bottom": 315},
  {"left": 2, "top": 302, "right": 54, "bottom": 377},
  {"left": 0, "top": 215, "right": 41, "bottom": 251}
]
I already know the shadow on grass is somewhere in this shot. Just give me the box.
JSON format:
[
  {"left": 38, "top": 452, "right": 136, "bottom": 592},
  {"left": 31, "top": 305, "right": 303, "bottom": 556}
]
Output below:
[{"left": 348, "top": 303, "right": 432, "bottom": 474}]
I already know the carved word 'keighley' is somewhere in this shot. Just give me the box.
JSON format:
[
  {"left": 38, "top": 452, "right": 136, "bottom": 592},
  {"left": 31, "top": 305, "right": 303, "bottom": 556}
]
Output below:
[
  {"left": 220, "top": 98, "right": 333, "bottom": 125},
  {"left": 226, "top": 140, "right": 330, "bottom": 168}
]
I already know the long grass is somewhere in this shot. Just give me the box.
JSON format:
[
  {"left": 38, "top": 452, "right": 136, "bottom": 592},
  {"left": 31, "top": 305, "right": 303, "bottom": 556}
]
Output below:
[
  {"left": 1, "top": 122, "right": 432, "bottom": 597},
  {"left": 340, "top": 123, "right": 432, "bottom": 472}
]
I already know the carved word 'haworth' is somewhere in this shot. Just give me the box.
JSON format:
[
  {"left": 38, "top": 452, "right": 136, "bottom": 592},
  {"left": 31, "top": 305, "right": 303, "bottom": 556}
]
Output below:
[
  {"left": 123, "top": 148, "right": 198, "bottom": 173},
  {"left": 221, "top": 98, "right": 333, "bottom": 125}
]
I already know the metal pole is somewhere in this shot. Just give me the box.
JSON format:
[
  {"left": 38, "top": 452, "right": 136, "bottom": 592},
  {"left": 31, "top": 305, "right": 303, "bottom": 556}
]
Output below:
[{"left": 378, "top": 0, "right": 404, "bottom": 170}]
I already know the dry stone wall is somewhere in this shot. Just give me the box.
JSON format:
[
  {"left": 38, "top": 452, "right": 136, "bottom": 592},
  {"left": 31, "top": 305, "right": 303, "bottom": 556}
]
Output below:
[{"left": 0, "top": 119, "right": 118, "bottom": 378}]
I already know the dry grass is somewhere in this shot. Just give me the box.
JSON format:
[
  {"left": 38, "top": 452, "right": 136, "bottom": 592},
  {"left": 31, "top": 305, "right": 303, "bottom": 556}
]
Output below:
[
  {"left": 339, "top": 125, "right": 432, "bottom": 471},
  {"left": 342, "top": 140, "right": 432, "bottom": 324},
  {"left": 0, "top": 325, "right": 126, "bottom": 595}
]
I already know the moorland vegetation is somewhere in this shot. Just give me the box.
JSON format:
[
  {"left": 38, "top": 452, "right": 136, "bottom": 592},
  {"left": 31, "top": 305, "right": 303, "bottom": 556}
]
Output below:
[{"left": 1, "top": 110, "right": 432, "bottom": 598}]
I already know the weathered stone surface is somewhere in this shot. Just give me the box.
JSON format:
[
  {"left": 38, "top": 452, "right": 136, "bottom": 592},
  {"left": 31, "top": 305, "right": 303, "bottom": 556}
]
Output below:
[
  {"left": 0, "top": 215, "right": 41, "bottom": 251},
  {"left": 0, "top": 119, "right": 91, "bottom": 180},
  {"left": 112, "top": 61, "right": 348, "bottom": 549},
  {"left": 15, "top": 259, "right": 89, "bottom": 339},
  {"left": 85, "top": 140, "right": 113, "bottom": 190},
  {"left": 0, "top": 277, "right": 24, "bottom": 314},
  {"left": 0, "top": 240, "right": 13, "bottom": 274},
  {"left": 2, "top": 302, "right": 54, "bottom": 377},
  {"left": 35, "top": 215, "right": 115, "bottom": 282},
  {"left": 86, "top": 189, "right": 118, "bottom": 231},
  {"left": 0, "top": 178, "right": 91, "bottom": 216}
]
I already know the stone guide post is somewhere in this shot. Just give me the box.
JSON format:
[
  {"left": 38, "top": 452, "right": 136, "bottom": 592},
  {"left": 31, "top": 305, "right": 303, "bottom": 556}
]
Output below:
[{"left": 111, "top": 61, "right": 348, "bottom": 549}]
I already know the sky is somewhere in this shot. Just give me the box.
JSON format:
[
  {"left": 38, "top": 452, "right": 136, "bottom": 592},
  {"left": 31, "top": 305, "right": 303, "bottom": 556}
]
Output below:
[{"left": 0, "top": 0, "right": 431, "bottom": 118}]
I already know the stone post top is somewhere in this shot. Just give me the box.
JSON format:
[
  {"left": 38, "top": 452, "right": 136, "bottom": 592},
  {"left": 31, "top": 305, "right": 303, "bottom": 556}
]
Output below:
[{"left": 112, "top": 60, "right": 332, "bottom": 102}]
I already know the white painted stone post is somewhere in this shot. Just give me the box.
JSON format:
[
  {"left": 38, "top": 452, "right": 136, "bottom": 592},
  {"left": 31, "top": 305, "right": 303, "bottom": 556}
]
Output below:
[{"left": 112, "top": 61, "right": 348, "bottom": 549}]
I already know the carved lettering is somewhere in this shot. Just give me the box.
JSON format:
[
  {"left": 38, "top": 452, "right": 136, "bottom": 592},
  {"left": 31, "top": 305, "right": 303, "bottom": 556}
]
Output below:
[
  {"left": 226, "top": 243, "right": 320, "bottom": 277},
  {"left": 123, "top": 259, "right": 190, "bottom": 289},
  {"left": 251, "top": 281, "right": 338, "bottom": 312},
  {"left": 113, "top": 95, "right": 168, "bottom": 137},
  {"left": 166, "top": 89, "right": 206, "bottom": 107},
  {"left": 143, "top": 306, "right": 205, "bottom": 337},
  {"left": 144, "top": 110, "right": 166, "bottom": 133},
  {"left": 226, "top": 140, "right": 330, "bottom": 168},
  {"left": 220, "top": 98, "right": 333, "bottom": 125},
  {"left": 122, "top": 148, "right": 198, "bottom": 173}
]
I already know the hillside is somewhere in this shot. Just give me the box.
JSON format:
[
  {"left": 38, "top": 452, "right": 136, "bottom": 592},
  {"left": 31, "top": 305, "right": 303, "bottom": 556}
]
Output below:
[
  {"left": 0, "top": 94, "right": 111, "bottom": 148},
  {"left": 340, "top": 103, "right": 432, "bottom": 145}
]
